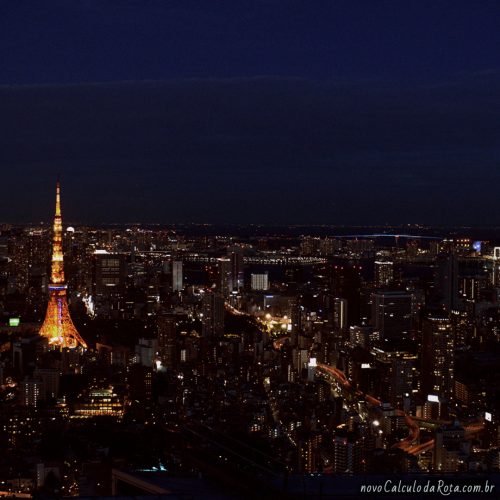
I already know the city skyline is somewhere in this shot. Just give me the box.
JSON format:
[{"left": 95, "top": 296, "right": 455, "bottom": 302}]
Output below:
[
  {"left": 1, "top": 207, "right": 499, "bottom": 496},
  {"left": 1, "top": 4, "right": 499, "bottom": 495}
]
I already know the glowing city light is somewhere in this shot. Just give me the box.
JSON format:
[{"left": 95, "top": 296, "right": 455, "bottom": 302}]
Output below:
[{"left": 39, "top": 182, "right": 87, "bottom": 349}]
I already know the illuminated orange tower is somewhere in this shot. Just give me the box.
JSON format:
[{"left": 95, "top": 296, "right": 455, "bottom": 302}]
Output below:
[{"left": 39, "top": 181, "right": 87, "bottom": 349}]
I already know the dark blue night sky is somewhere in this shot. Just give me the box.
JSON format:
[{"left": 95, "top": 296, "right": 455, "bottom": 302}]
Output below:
[{"left": 0, "top": 1, "right": 499, "bottom": 224}]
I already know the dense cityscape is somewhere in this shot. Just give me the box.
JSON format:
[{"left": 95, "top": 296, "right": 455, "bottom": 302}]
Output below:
[
  {"left": 0, "top": 183, "right": 497, "bottom": 498},
  {"left": 1, "top": 1, "right": 499, "bottom": 498}
]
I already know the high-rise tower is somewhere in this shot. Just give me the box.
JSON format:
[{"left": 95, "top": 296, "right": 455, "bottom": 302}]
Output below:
[{"left": 39, "top": 182, "right": 87, "bottom": 349}]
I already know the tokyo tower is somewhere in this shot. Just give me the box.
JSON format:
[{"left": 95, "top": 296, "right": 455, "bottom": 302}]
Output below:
[{"left": 39, "top": 181, "right": 87, "bottom": 349}]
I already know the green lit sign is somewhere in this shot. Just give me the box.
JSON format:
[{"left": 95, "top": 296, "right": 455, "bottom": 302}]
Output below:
[{"left": 9, "top": 318, "right": 20, "bottom": 327}]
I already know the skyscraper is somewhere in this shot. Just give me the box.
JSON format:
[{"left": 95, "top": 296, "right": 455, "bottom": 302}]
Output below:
[
  {"left": 201, "top": 292, "right": 225, "bottom": 338},
  {"left": 331, "top": 263, "right": 362, "bottom": 326},
  {"left": 434, "top": 422, "right": 466, "bottom": 472},
  {"left": 19, "top": 377, "right": 43, "bottom": 407},
  {"left": 421, "top": 315, "right": 454, "bottom": 402},
  {"left": 39, "top": 182, "right": 87, "bottom": 349},
  {"left": 230, "top": 250, "right": 244, "bottom": 291},
  {"left": 435, "top": 254, "right": 460, "bottom": 311},
  {"left": 217, "top": 257, "right": 232, "bottom": 296},
  {"left": 92, "top": 251, "right": 126, "bottom": 297},
  {"left": 157, "top": 314, "right": 177, "bottom": 368},
  {"left": 371, "top": 291, "right": 412, "bottom": 345},
  {"left": 251, "top": 272, "right": 269, "bottom": 290},
  {"left": 333, "top": 297, "right": 348, "bottom": 332},
  {"left": 374, "top": 261, "right": 394, "bottom": 287},
  {"left": 172, "top": 260, "right": 183, "bottom": 292}
]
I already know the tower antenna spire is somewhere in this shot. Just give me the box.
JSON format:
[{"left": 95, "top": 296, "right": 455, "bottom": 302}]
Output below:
[{"left": 39, "top": 180, "right": 87, "bottom": 349}]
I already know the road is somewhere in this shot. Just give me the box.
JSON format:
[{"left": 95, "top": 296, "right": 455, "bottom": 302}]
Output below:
[
  {"left": 230, "top": 304, "right": 484, "bottom": 457},
  {"left": 316, "top": 363, "right": 420, "bottom": 452}
]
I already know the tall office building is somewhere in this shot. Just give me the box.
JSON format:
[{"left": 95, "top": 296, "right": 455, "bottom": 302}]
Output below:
[
  {"left": 290, "top": 296, "right": 303, "bottom": 346},
  {"left": 230, "top": 250, "right": 244, "bottom": 291},
  {"left": 157, "top": 314, "right": 177, "bottom": 368},
  {"left": 297, "top": 431, "right": 322, "bottom": 473},
  {"left": 27, "top": 229, "right": 49, "bottom": 292},
  {"left": 33, "top": 368, "right": 60, "bottom": 400},
  {"left": 333, "top": 297, "right": 348, "bottom": 332},
  {"left": 435, "top": 254, "right": 460, "bottom": 311},
  {"left": 490, "top": 247, "right": 500, "bottom": 286},
  {"left": 172, "top": 260, "right": 183, "bottom": 292},
  {"left": 251, "top": 272, "right": 269, "bottom": 291},
  {"left": 421, "top": 315, "right": 454, "bottom": 401},
  {"left": 434, "top": 422, "right": 466, "bottom": 472},
  {"left": 374, "top": 350, "right": 417, "bottom": 409},
  {"left": 349, "top": 325, "right": 372, "bottom": 349},
  {"left": 217, "top": 258, "right": 232, "bottom": 296},
  {"left": 332, "top": 435, "right": 364, "bottom": 473},
  {"left": 202, "top": 292, "right": 225, "bottom": 338},
  {"left": 371, "top": 291, "right": 412, "bottom": 344},
  {"left": 127, "top": 364, "right": 153, "bottom": 402},
  {"left": 331, "top": 263, "right": 362, "bottom": 326},
  {"left": 374, "top": 261, "right": 394, "bottom": 287},
  {"left": 39, "top": 182, "right": 87, "bottom": 349},
  {"left": 93, "top": 251, "right": 127, "bottom": 297},
  {"left": 19, "top": 377, "right": 43, "bottom": 407}
]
